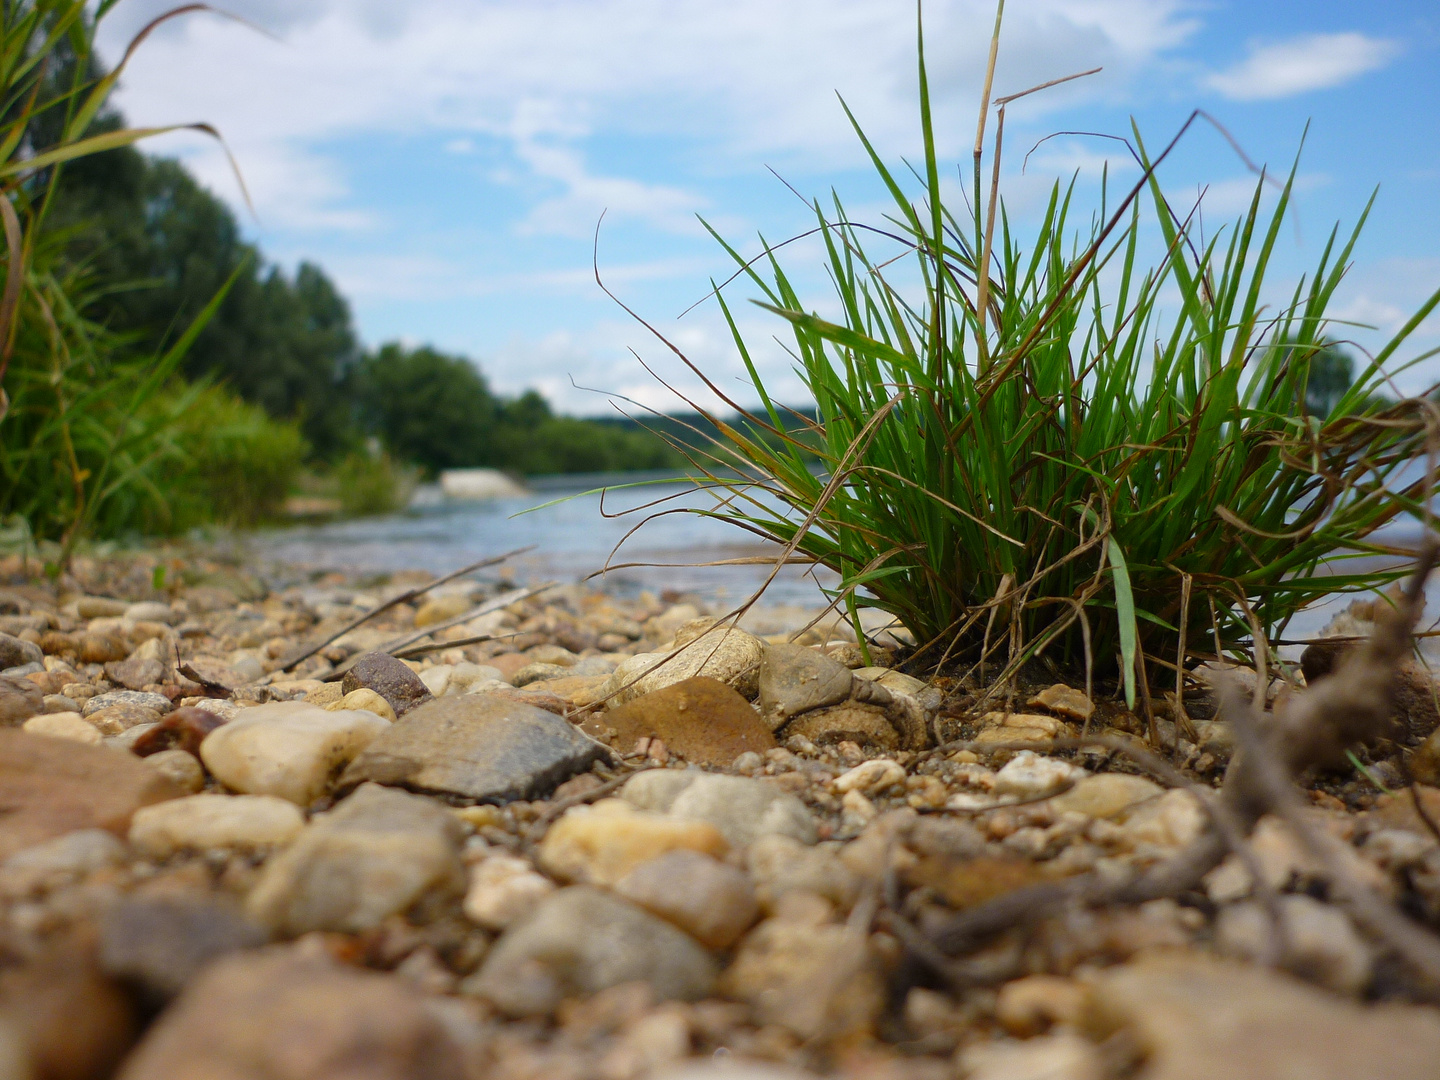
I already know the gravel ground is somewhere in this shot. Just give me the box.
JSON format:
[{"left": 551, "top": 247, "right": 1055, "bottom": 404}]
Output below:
[{"left": 3, "top": 546, "right": 1440, "bottom": 1080}]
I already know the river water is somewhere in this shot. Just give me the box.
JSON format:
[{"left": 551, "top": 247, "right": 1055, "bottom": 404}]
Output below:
[{"left": 246, "top": 471, "right": 1439, "bottom": 657}]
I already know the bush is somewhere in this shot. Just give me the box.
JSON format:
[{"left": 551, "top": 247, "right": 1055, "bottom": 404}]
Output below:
[{"left": 658, "top": 15, "right": 1440, "bottom": 696}]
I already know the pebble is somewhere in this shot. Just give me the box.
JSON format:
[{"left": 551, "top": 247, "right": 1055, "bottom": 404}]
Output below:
[
  {"left": 746, "top": 833, "right": 861, "bottom": 912},
  {"left": 103, "top": 657, "right": 166, "bottom": 691},
  {"left": 78, "top": 632, "right": 129, "bottom": 663},
  {"left": 99, "top": 896, "right": 270, "bottom": 1000},
  {"left": 86, "top": 704, "right": 164, "bottom": 735},
  {"left": 332, "top": 686, "right": 397, "bottom": 721},
  {"left": 75, "top": 596, "right": 128, "bottom": 618},
  {"left": 1091, "top": 952, "right": 1440, "bottom": 1079},
  {"left": 341, "top": 651, "right": 433, "bottom": 717},
  {"left": 81, "top": 690, "right": 172, "bottom": 718},
  {"left": 1047, "top": 772, "right": 1163, "bottom": 819},
  {"left": 512, "top": 661, "right": 570, "bottom": 686},
  {"left": 0, "top": 631, "right": 42, "bottom": 670},
  {"left": 414, "top": 594, "right": 472, "bottom": 627},
  {"left": 1216, "top": 894, "right": 1372, "bottom": 994},
  {"left": 781, "top": 700, "right": 902, "bottom": 752},
  {"left": 340, "top": 694, "right": 608, "bottom": 804},
  {"left": 603, "top": 625, "right": 765, "bottom": 706},
  {"left": 463, "top": 853, "right": 556, "bottom": 930},
  {"left": 959, "top": 1033, "right": 1104, "bottom": 1080},
  {"left": 991, "top": 750, "right": 1085, "bottom": 798},
  {"left": 758, "top": 643, "right": 855, "bottom": 726},
  {"left": 579, "top": 676, "right": 777, "bottom": 765},
  {"left": 200, "top": 701, "right": 391, "bottom": 806},
  {"left": 0, "top": 828, "right": 126, "bottom": 896},
  {"left": 180, "top": 655, "right": 246, "bottom": 691},
  {"left": 143, "top": 749, "right": 205, "bottom": 794},
  {"left": 0, "top": 673, "right": 44, "bottom": 725},
  {"left": 0, "top": 729, "right": 181, "bottom": 860},
  {"left": 614, "top": 849, "right": 759, "bottom": 948},
  {"left": 466, "top": 886, "right": 718, "bottom": 1017},
  {"left": 246, "top": 782, "right": 465, "bottom": 935},
  {"left": 1118, "top": 788, "right": 1207, "bottom": 849},
  {"left": 130, "top": 706, "right": 227, "bottom": 757},
  {"left": 1027, "top": 683, "right": 1095, "bottom": 722},
  {"left": 620, "top": 770, "right": 817, "bottom": 847},
  {"left": 995, "top": 974, "right": 1090, "bottom": 1036},
  {"left": 22, "top": 711, "right": 102, "bottom": 745},
  {"left": 128, "top": 793, "right": 304, "bottom": 856},
  {"left": 538, "top": 799, "right": 729, "bottom": 886},
  {"left": 115, "top": 949, "right": 469, "bottom": 1080},
  {"left": 123, "top": 601, "right": 178, "bottom": 624},
  {"left": 832, "top": 758, "right": 907, "bottom": 795}
]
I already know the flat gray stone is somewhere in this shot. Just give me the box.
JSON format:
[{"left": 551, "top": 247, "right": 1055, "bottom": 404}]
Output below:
[
  {"left": 246, "top": 783, "right": 465, "bottom": 936},
  {"left": 465, "top": 885, "right": 718, "bottom": 1016},
  {"left": 620, "top": 770, "right": 816, "bottom": 847},
  {"left": 339, "top": 694, "right": 608, "bottom": 804},
  {"left": 758, "top": 644, "right": 853, "bottom": 728}
]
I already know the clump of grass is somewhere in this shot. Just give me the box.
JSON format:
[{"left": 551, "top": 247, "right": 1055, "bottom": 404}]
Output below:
[{"left": 627, "top": 6, "right": 1440, "bottom": 703}]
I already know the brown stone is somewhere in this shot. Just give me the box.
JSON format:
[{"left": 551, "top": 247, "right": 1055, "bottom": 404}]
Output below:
[
  {"left": 78, "top": 633, "right": 129, "bottom": 664},
  {"left": 131, "top": 706, "right": 228, "bottom": 757},
  {"left": 0, "top": 939, "right": 137, "bottom": 1080},
  {"left": 1087, "top": 952, "right": 1440, "bottom": 1080},
  {"left": 0, "top": 730, "right": 182, "bottom": 860},
  {"left": 1303, "top": 640, "right": 1440, "bottom": 745},
  {"left": 904, "top": 854, "right": 1054, "bottom": 909},
  {"left": 179, "top": 655, "right": 246, "bottom": 692},
  {"left": 780, "top": 701, "right": 899, "bottom": 751},
  {"left": 39, "top": 630, "right": 78, "bottom": 657},
  {"left": 579, "top": 677, "right": 776, "bottom": 765},
  {"left": 1027, "top": 684, "right": 1094, "bottom": 722},
  {"left": 104, "top": 657, "right": 166, "bottom": 691},
  {"left": 0, "top": 673, "right": 44, "bottom": 726},
  {"left": 487, "top": 651, "right": 531, "bottom": 683},
  {"left": 116, "top": 948, "right": 466, "bottom": 1080},
  {"left": 342, "top": 651, "right": 433, "bottom": 717},
  {"left": 85, "top": 704, "right": 162, "bottom": 735}
]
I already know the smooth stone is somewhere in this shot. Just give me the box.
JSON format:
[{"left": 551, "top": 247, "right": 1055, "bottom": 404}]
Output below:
[
  {"left": 414, "top": 595, "right": 472, "bottom": 628},
  {"left": 342, "top": 651, "right": 433, "bottom": 717},
  {"left": 304, "top": 681, "right": 345, "bottom": 706},
  {"left": 0, "top": 632, "right": 42, "bottom": 671},
  {"left": 719, "top": 901, "right": 884, "bottom": 1040},
  {"left": 115, "top": 949, "right": 467, "bottom": 1080},
  {"left": 602, "top": 625, "right": 766, "bottom": 707},
  {"left": 1, "top": 661, "right": 41, "bottom": 677},
  {"left": 960, "top": 1033, "right": 1104, "bottom": 1080},
  {"left": 86, "top": 704, "right": 163, "bottom": 736},
  {"left": 746, "top": 834, "right": 861, "bottom": 912},
  {"left": 537, "top": 799, "right": 729, "bottom": 886},
  {"left": 200, "top": 701, "right": 390, "bottom": 806},
  {"left": 22, "top": 711, "right": 102, "bottom": 745},
  {"left": 0, "top": 828, "right": 126, "bottom": 896},
  {"left": 620, "top": 770, "right": 817, "bottom": 847},
  {"left": 418, "top": 664, "right": 455, "bottom": 696},
  {"left": 100, "top": 896, "right": 269, "bottom": 1000},
  {"left": 1215, "top": 895, "right": 1372, "bottom": 995},
  {"left": 758, "top": 644, "right": 853, "bottom": 726},
  {"left": 465, "top": 886, "right": 718, "bottom": 1017},
  {"left": 186, "top": 698, "right": 243, "bottom": 722},
  {"left": 614, "top": 849, "right": 759, "bottom": 949},
  {"left": 0, "top": 674, "right": 43, "bottom": 726},
  {"left": 779, "top": 701, "right": 898, "bottom": 752},
  {"left": 77, "top": 633, "right": 129, "bottom": 663},
  {"left": 991, "top": 750, "right": 1085, "bottom": 798},
  {"left": 82, "top": 690, "right": 172, "bottom": 718},
  {"left": 511, "top": 662, "right": 570, "bottom": 687},
  {"left": 852, "top": 667, "right": 927, "bottom": 696},
  {"left": 540, "top": 674, "right": 609, "bottom": 707},
  {"left": 331, "top": 686, "right": 396, "bottom": 721},
  {"left": 124, "top": 602, "right": 179, "bottom": 625},
  {"left": 75, "top": 596, "right": 128, "bottom": 618},
  {"left": 179, "top": 655, "right": 245, "bottom": 692},
  {"left": 128, "top": 793, "right": 304, "bottom": 856},
  {"left": 580, "top": 677, "right": 776, "bottom": 765},
  {"left": 1048, "top": 773, "right": 1163, "bottom": 819},
  {"left": 105, "top": 723, "right": 160, "bottom": 753},
  {"left": 1088, "top": 952, "right": 1440, "bottom": 1080},
  {"left": 1028, "top": 683, "right": 1095, "bottom": 722},
  {"left": 0, "top": 730, "right": 180, "bottom": 860},
  {"left": 42, "top": 693, "right": 80, "bottom": 713},
  {"left": 1118, "top": 789, "right": 1207, "bottom": 849},
  {"left": 462, "top": 853, "right": 556, "bottom": 930},
  {"left": 246, "top": 783, "right": 465, "bottom": 935},
  {"left": 143, "top": 749, "right": 205, "bottom": 794},
  {"left": 103, "top": 658, "right": 166, "bottom": 691},
  {"left": 339, "top": 694, "right": 608, "bottom": 804},
  {"left": 833, "top": 758, "right": 906, "bottom": 795},
  {"left": 131, "top": 707, "right": 227, "bottom": 757}
]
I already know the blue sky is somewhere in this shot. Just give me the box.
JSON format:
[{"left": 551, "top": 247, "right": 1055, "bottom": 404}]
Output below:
[{"left": 98, "top": 0, "right": 1440, "bottom": 415}]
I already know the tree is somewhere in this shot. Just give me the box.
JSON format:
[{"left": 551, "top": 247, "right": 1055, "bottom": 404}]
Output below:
[{"left": 353, "top": 344, "right": 498, "bottom": 475}]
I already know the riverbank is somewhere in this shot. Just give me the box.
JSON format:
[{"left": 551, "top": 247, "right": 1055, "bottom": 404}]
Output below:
[{"left": 2, "top": 546, "right": 1440, "bottom": 1078}]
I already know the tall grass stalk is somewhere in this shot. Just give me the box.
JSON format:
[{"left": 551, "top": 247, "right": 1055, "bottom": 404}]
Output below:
[{"left": 622, "top": 6, "right": 1440, "bottom": 707}]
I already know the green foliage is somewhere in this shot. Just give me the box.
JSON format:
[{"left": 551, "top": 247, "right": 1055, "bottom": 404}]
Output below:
[
  {"left": 670, "top": 18, "right": 1440, "bottom": 686},
  {"left": 355, "top": 341, "right": 683, "bottom": 477},
  {"left": 51, "top": 148, "right": 361, "bottom": 457},
  {"left": 334, "top": 451, "right": 415, "bottom": 517}
]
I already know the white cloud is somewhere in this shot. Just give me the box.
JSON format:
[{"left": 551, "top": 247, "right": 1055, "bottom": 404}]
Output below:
[
  {"left": 97, "top": 0, "right": 1200, "bottom": 231},
  {"left": 1204, "top": 32, "right": 1398, "bottom": 102}
]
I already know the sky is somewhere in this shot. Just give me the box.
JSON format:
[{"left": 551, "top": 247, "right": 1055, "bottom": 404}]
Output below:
[{"left": 96, "top": 0, "right": 1440, "bottom": 416}]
